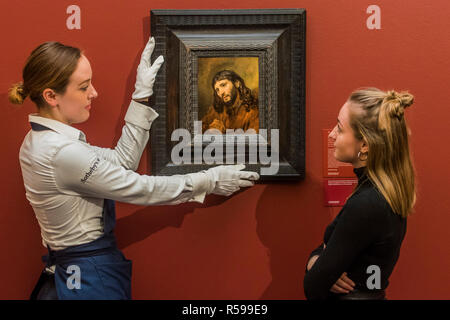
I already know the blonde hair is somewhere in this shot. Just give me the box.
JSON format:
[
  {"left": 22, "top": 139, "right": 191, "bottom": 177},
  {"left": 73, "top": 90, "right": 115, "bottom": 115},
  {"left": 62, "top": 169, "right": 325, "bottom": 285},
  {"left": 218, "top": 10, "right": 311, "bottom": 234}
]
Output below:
[
  {"left": 8, "top": 41, "right": 81, "bottom": 108},
  {"left": 348, "top": 87, "right": 416, "bottom": 218}
]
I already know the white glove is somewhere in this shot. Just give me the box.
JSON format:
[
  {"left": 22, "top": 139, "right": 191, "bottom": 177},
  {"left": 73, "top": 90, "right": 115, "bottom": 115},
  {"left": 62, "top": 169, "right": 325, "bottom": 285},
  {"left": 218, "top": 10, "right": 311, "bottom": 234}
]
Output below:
[
  {"left": 204, "top": 164, "right": 260, "bottom": 196},
  {"left": 132, "top": 37, "right": 164, "bottom": 100}
]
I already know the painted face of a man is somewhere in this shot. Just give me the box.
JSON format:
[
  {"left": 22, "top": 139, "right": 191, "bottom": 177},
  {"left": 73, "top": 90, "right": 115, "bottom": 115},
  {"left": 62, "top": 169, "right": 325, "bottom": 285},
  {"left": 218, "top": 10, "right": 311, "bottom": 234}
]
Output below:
[{"left": 214, "top": 79, "right": 237, "bottom": 106}]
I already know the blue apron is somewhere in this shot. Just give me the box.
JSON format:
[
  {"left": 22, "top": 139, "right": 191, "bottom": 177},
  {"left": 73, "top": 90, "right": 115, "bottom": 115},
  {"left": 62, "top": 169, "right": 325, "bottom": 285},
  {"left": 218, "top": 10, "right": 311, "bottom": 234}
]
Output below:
[{"left": 30, "top": 122, "right": 132, "bottom": 300}]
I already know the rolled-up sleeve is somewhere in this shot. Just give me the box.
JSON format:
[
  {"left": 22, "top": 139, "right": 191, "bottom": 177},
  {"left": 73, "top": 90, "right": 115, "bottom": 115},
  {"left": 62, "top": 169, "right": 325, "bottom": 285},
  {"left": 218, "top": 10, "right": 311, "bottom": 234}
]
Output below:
[
  {"left": 53, "top": 140, "right": 211, "bottom": 206},
  {"left": 88, "top": 100, "right": 159, "bottom": 171}
]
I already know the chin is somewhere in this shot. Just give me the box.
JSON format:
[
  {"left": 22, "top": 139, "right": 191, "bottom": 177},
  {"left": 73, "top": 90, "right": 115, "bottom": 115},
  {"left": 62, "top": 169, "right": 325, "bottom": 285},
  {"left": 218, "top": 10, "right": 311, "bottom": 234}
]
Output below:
[
  {"left": 336, "top": 155, "right": 353, "bottom": 164},
  {"left": 83, "top": 110, "right": 91, "bottom": 120},
  {"left": 334, "top": 151, "right": 346, "bottom": 163},
  {"left": 81, "top": 114, "right": 90, "bottom": 123},
  {"left": 72, "top": 113, "right": 90, "bottom": 124}
]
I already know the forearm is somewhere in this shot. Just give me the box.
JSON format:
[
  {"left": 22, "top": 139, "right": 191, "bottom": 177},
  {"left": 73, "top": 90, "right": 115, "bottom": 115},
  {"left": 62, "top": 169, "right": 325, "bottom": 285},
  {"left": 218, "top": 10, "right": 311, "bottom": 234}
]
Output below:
[
  {"left": 54, "top": 141, "right": 212, "bottom": 206},
  {"left": 89, "top": 100, "right": 158, "bottom": 170},
  {"left": 304, "top": 208, "right": 374, "bottom": 299}
]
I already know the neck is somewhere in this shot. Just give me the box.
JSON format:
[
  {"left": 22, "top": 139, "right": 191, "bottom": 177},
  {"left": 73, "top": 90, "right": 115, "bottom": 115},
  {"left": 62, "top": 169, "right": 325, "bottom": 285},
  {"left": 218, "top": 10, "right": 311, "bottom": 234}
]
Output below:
[
  {"left": 38, "top": 108, "right": 70, "bottom": 125},
  {"left": 352, "top": 160, "right": 367, "bottom": 169}
]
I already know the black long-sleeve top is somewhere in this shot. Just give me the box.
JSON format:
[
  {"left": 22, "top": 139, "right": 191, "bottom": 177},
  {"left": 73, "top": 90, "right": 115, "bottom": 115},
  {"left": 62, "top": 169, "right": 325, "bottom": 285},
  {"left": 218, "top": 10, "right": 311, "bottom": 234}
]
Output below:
[{"left": 303, "top": 167, "right": 407, "bottom": 300}]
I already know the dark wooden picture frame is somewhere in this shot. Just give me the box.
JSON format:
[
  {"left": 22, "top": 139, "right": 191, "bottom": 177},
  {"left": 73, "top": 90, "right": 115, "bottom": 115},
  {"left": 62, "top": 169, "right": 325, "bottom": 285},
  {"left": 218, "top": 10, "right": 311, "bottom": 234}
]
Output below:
[{"left": 149, "top": 9, "right": 306, "bottom": 181}]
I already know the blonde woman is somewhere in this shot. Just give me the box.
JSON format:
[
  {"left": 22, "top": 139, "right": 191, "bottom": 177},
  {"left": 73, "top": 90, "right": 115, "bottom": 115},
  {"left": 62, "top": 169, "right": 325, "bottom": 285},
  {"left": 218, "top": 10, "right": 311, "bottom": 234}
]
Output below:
[
  {"left": 304, "top": 88, "right": 415, "bottom": 300},
  {"left": 9, "top": 39, "right": 258, "bottom": 300}
]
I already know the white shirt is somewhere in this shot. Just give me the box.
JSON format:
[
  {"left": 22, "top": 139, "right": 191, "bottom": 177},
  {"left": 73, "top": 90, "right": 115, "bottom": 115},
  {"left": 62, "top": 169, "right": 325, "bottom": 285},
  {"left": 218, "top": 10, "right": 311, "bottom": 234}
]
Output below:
[{"left": 19, "top": 101, "right": 211, "bottom": 250}]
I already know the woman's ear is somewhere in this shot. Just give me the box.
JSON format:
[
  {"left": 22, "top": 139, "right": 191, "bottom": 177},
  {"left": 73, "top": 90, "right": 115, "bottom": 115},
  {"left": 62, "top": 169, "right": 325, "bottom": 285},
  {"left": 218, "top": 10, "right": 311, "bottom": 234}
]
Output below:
[
  {"left": 360, "top": 138, "right": 369, "bottom": 154},
  {"left": 42, "top": 88, "right": 59, "bottom": 108}
]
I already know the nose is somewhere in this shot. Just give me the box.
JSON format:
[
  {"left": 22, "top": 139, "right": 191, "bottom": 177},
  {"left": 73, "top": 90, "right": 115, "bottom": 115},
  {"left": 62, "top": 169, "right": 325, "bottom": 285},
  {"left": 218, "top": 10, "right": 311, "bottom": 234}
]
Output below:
[
  {"left": 329, "top": 126, "right": 337, "bottom": 140},
  {"left": 90, "top": 85, "right": 98, "bottom": 99}
]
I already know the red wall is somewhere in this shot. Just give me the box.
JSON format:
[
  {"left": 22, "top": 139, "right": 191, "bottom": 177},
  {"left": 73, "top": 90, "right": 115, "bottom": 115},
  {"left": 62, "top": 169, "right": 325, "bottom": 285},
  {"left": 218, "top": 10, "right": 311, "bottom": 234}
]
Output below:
[{"left": 1, "top": 0, "right": 449, "bottom": 299}]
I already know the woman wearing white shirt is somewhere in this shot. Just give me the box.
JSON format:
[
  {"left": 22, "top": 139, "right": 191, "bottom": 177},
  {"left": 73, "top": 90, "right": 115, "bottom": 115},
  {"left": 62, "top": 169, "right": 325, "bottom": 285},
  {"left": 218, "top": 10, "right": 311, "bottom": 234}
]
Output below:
[{"left": 9, "top": 38, "right": 258, "bottom": 300}]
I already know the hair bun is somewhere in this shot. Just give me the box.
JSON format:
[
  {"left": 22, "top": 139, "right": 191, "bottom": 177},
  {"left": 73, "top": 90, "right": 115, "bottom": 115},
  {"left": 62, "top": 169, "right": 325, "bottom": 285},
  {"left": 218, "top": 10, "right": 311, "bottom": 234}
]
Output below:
[
  {"left": 398, "top": 92, "right": 414, "bottom": 108},
  {"left": 8, "top": 82, "right": 28, "bottom": 104},
  {"left": 383, "top": 90, "right": 414, "bottom": 120}
]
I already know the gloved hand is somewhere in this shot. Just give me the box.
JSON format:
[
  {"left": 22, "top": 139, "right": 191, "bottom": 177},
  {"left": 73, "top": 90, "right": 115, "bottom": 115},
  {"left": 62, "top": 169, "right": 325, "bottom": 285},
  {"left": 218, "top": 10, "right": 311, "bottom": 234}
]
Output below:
[
  {"left": 204, "top": 164, "right": 259, "bottom": 196},
  {"left": 132, "top": 37, "right": 164, "bottom": 100}
]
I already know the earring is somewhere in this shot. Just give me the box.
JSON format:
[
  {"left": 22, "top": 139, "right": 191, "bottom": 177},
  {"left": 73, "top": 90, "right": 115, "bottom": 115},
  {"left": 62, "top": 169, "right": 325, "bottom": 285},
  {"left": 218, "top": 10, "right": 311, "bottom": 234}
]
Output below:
[{"left": 358, "top": 151, "right": 368, "bottom": 161}]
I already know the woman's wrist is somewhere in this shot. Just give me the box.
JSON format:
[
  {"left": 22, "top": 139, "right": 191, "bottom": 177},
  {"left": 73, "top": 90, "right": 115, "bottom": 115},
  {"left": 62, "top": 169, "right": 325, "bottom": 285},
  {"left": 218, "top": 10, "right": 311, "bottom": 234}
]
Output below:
[
  {"left": 133, "top": 98, "right": 149, "bottom": 103},
  {"left": 307, "top": 255, "right": 320, "bottom": 271}
]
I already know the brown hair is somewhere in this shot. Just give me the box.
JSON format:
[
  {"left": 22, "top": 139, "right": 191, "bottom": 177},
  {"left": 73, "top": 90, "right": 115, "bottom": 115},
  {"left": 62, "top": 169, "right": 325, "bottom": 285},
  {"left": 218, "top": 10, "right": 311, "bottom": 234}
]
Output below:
[
  {"left": 348, "top": 87, "right": 416, "bottom": 217},
  {"left": 8, "top": 41, "right": 81, "bottom": 108},
  {"left": 212, "top": 70, "right": 257, "bottom": 114}
]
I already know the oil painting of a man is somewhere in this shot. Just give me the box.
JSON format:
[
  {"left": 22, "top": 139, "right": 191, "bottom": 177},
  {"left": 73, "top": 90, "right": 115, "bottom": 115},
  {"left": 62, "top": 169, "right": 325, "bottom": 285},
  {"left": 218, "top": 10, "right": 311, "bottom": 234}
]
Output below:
[{"left": 201, "top": 70, "right": 259, "bottom": 133}]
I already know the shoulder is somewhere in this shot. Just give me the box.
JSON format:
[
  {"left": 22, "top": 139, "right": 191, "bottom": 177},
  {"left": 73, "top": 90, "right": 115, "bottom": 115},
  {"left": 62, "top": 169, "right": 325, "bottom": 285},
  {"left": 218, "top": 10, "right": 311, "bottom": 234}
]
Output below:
[
  {"left": 22, "top": 130, "right": 91, "bottom": 164},
  {"left": 248, "top": 104, "right": 259, "bottom": 113},
  {"left": 345, "top": 181, "right": 393, "bottom": 222},
  {"left": 20, "top": 130, "right": 73, "bottom": 161},
  {"left": 238, "top": 103, "right": 259, "bottom": 116},
  {"left": 202, "top": 105, "right": 219, "bottom": 118}
]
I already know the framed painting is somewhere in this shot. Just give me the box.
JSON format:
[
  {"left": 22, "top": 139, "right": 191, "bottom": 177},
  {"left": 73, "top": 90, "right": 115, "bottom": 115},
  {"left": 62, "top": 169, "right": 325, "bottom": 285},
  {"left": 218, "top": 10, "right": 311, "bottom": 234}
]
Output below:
[{"left": 149, "top": 9, "right": 306, "bottom": 181}]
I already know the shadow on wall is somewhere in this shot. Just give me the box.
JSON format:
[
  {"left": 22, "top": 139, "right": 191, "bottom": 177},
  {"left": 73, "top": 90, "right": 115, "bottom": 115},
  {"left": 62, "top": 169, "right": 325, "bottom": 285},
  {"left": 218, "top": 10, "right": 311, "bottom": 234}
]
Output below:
[
  {"left": 255, "top": 175, "right": 329, "bottom": 299},
  {"left": 110, "top": 16, "right": 153, "bottom": 146},
  {"left": 115, "top": 195, "right": 230, "bottom": 250},
  {"left": 112, "top": 15, "right": 198, "bottom": 249}
]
